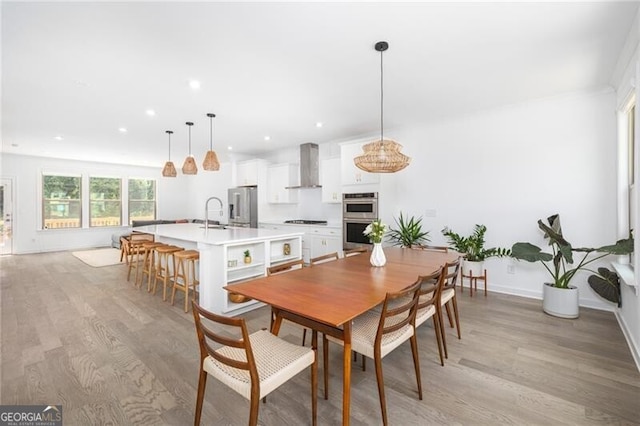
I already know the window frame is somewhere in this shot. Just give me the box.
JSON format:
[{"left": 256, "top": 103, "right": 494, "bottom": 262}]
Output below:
[
  {"left": 127, "top": 178, "right": 157, "bottom": 225},
  {"left": 89, "top": 176, "right": 123, "bottom": 228},
  {"left": 41, "top": 173, "right": 83, "bottom": 230}
]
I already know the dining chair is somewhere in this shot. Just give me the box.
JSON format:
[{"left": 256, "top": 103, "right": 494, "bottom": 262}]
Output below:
[
  {"left": 310, "top": 252, "right": 339, "bottom": 266},
  {"left": 414, "top": 268, "right": 446, "bottom": 366},
  {"left": 342, "top": 247, "right": 368, "bottom": 257},
  {"left": 192, "top": 301, "right": 317, "bottom": 426},
  {"left": 267, "top": 259, "right": 309, "bottom": 345},
  {"left": 323, "top": 279, "right": 423, "bottom": 426},
  {"left": 440, "top": 258, "right": 461, "bottom": 359}
]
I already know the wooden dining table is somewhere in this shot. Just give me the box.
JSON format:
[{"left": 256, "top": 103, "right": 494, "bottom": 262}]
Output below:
[{"left": 224, "top": 247, "right": 459, "bottom": 426}]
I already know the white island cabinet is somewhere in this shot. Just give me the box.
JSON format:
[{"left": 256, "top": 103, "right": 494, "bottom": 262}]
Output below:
[{"left": 136, "top": 223, "right": 303, "bottom": 316}]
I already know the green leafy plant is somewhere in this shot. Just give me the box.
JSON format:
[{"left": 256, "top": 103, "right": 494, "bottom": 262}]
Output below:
[
  {"left": 387, "top": 212, "right": 430, "bottom": 248},
  {"left": 588, "top": 267, "right": 622, "bottom": 307},
  {"left": 243, "top": 249, "right": 251, "bottom": 258},
  {"left": 442, "top": 224, "right": 510, "bottom": 261},
  {"left": 511, "top": 214, "right": 633, "bottom": 290}
]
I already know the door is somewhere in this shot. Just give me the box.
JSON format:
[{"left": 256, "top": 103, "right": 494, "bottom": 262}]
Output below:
[{"left": 0, "top": 178, "right": 13, "bottom": 255}]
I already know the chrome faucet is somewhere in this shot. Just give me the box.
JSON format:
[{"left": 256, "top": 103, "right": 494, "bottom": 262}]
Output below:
[{"left": 205, "top": 196, "right": 224, "bottom": 228}]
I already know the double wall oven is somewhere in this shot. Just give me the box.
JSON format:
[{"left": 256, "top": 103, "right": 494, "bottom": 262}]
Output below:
[{"left": 343, "top": 192, "right": 378, "bottom": 249}]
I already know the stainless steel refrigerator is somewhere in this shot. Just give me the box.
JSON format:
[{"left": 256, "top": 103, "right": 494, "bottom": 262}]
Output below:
[{"left": 228, "top": 186, "right": 258, "bottom": 228}]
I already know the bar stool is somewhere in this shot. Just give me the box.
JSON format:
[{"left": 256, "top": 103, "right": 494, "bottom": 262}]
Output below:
[
  {"left": 152, "top": 244, "right": 185, "bottom": 300},
  {"left": 140, "top": 241, "right": 166, "bottom": 290},
  {"left": 171, "top": 249, "right": 200, "bottom": 313},
  {"left": 127, "top": 240, "right": 150, "bottom": 285}
]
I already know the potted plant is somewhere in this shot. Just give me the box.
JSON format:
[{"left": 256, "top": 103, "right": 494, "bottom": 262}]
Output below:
[
  {"left": 511, "top": 214, "right": 633, "bottom": 318},
  {"left": 441, "top": 224, "right": 510, "bottom": 275},
  {"left": 243, "top": 249, "right": 252, "bottom": 264},
  {"left": 387, "top": 212, "right": 430, "bottom": 248}
]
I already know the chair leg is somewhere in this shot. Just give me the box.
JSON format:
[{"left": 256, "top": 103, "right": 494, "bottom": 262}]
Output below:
[
  {"left": 311, "top": 330, "right": 318, "bottom": 426},
  {"left": 362, "top": 355, "right": 366, "bottom": 372},
  {"left": 322, "top": 334, "right": 329, "bottom": 400},
  {"left": 373, "top": 355, "right": 388, "bottom": 426},
  {"left": 445, "top": 302, "right": 455, "bottom": 327},
  {"left": 410, "top": 334, "right": 423, "bottom": 400},
  {"left": 302, "top": 328, "right": 307, "bottom": 346},
  {"left": 432, "top": 314, "right": 445, "bottom": 366},
  {"left": 194, "top": 369, "right": 207, "bottom": 426},
  {"left": 451, "top": 295, "right": 461, "bottom": 339},
  {"left": 248, "top": 392, "right": 260, "bottom": 426},
  {"left": 437, "top": 304, "right": 449, "bottom": 359}
]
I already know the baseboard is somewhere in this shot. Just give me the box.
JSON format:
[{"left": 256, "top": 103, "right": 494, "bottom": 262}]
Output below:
[{"left": 614, "top": 310, "right": 640, "bottom": 373}]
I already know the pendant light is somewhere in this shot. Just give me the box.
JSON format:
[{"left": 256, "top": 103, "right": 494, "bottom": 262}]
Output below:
[
  {"left": 161, "top": 130, "right": 177, "bottom": 177},
  {"left": 202, "top": 113, "right": 220, "bottom": 171},
  {"left": 182, "top": 121, "right": 198, "bottom": 175},
  {"left": 354, "top": 41, "right": 411, "bottom": 173}
]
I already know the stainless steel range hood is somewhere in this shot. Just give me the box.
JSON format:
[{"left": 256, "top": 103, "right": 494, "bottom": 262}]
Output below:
[{"left": 286, "top": 143, "right": 322, "bottom": 189}]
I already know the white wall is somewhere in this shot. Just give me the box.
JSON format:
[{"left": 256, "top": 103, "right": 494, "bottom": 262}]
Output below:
[
  {"left": 613, "top": 7, "right": 640, "bottom": 369},
  {"left": 371, "top": 88, "right": 619, "bottom": 311},
  {"left": 1, "top": 153, "right": 190, "bottom": 253}
]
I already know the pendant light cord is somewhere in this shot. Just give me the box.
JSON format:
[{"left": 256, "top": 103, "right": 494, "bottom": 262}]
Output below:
[
  {"left": 380, "top": 47, "right": 384, "bottom": 143},
  {"left": 168, "top": 132, "right": 171, "bottom": 160},
  {"left": 209, "top": 116, "right": 213, "bottom": 150}
]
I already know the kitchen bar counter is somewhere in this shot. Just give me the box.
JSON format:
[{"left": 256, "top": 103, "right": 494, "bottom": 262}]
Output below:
[
  {"left": 137, "top": 223, "right": 304, "bottom": 315},
  {"left": 136, "top": 222, "right": 305, "bottom": 245}
]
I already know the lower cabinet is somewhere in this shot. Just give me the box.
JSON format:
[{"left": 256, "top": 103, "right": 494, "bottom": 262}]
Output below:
[{"left": 309, "top": 227, "right": 342, "bottom": 260}]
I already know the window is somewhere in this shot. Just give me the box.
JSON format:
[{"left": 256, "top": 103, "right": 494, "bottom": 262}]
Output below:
[
  {"left": 128, "top": 178, "right": 156, "bottom": 225},
  {"left": 90, "top": 177, "right": 122, "bottom": 227},
  {"left": 42, "top": 175, "right": 81, "bottom": 229}
]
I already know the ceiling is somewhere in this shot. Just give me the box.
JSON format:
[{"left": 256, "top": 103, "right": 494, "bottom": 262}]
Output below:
[{"left": 2, "top": 2, "right": 638, "bottom": 168}]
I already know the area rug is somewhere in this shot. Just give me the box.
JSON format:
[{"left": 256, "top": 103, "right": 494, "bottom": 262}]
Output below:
[{"left": 72, "top": 248, "right": 123, "bottom": 267}]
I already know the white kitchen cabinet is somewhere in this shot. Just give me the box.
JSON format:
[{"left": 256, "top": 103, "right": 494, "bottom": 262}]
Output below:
[
  {"left": 341, "top": 142, "right": 380, "bottom": 185},
  {"left": 267, "top": 164, "right": 299, "bottom": 204},
  {"left": 308, "top": 226, "right": 342, "bottom": 260},
  {"left": 320, "top": 157, "right": 341, "bottom": 203},
  {"left": 235, "top": 159, "right": 266, "bottom": 186}
]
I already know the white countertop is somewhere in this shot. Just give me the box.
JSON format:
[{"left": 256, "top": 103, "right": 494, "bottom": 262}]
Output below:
[{"left": 136, "top": 223, "right": 304, "bottom": 245}]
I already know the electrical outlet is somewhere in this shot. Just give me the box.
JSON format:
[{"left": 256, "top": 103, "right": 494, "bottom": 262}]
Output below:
[{"left": 507, "top": 265, "right": 515, "bottom": 274}]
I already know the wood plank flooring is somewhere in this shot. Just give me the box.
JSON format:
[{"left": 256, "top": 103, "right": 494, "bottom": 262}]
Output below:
[{"left": 1, "top": 251, "right": 639, "bottom": 425}]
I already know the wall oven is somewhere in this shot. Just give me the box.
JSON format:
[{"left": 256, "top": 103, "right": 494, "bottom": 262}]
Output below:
[{"left": 343, "top": 192, "right": 378, "bottom": 249}]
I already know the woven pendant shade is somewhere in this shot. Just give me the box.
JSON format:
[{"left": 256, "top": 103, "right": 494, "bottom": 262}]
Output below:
[
  {"left": 203, "top": 150, "right": 220, "bottom": 171},
  {"left": 354, "top": 41, "right": 411, "bottom": 174},
  {"left": 354, "top": 139, "right": 410, "bottom": 173},
  {"left": 161, "top": 130, "right": 177, "bottom": 177},
  {"left": 203, "top": 113, "right": 220, "bottom": 171},
  {"left": 162, "top": 161, "right": 177, "bottom": 177},
  {"left": 182, "top": 156, "right": 197, "bottom": 175},
  {"left": 182, "top": 121, "right": 198, "bottom": 175}
]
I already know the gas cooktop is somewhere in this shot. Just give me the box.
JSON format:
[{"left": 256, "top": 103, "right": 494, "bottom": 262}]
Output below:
[{"left": 284, "top": 220, "right": 328, "bottom": 225}]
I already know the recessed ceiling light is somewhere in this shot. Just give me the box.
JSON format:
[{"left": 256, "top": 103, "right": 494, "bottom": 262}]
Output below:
[
  {"left": 264, "top": 136, "right": 271, "bottom": 141},
  {"left": 118, "top": 127, "right": 127, "bottom": 133},
  {"left": 11, "top": 143, "right": 18, "bottom": 147},
  {"left": 316, "top": 122, "right": 323, "bottom": 128},
  {"left": 54, "top": 136, "right": 63, "bottom": 141},
  {"left": 228, "top": 146, "right": 233, "bottom": 150},
  {"left": 146, "top": 109, "right": 156, "bottom": 117},
  {"left": 189, "top": 80, "right": 201, "bottom": 90}
]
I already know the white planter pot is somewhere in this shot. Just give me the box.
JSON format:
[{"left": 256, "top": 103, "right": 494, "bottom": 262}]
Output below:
[
  {"left": 462, "top": 260, "right": 484, "bottom": 276},
  {"left": 542, "top": 283, "right": 579, "bottom": 319}
]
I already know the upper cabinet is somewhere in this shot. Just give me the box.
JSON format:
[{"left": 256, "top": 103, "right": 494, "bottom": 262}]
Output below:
[
  {"left": 320, "top": 157, "right": 341, "bottom": 203},
  {"left": 340, "top": 142, "right": 380, "bottom": 185},
  {"left": 267, "top": 164, "right": 298, "bottom": 204},
  {"left": 235, "top": 159, "right": 267, "bottom": 187}
]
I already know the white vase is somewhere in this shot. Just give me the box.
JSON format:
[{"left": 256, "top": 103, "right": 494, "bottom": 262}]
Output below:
[{"left": 370, "top": 243, "right": 386, "bottom": 267}]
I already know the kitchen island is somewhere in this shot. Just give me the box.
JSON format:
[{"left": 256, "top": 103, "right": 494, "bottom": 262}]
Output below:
[{"left": 135, "top": 223, "right": 303, "bottom": 315}]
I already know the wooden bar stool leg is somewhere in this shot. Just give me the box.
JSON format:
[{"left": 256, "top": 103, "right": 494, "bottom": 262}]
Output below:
[{"left": 171, "top": 257, "right": 184, "bottom": 307}]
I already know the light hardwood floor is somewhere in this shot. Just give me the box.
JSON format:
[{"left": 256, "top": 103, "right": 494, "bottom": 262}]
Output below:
[{"left": 1, "top": 251, "right": 639, "bottom": 425}]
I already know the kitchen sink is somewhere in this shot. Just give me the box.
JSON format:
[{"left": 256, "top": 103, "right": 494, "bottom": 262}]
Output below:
[{"left": 199, "top": 224, "right": 229, "bottom": 230}]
